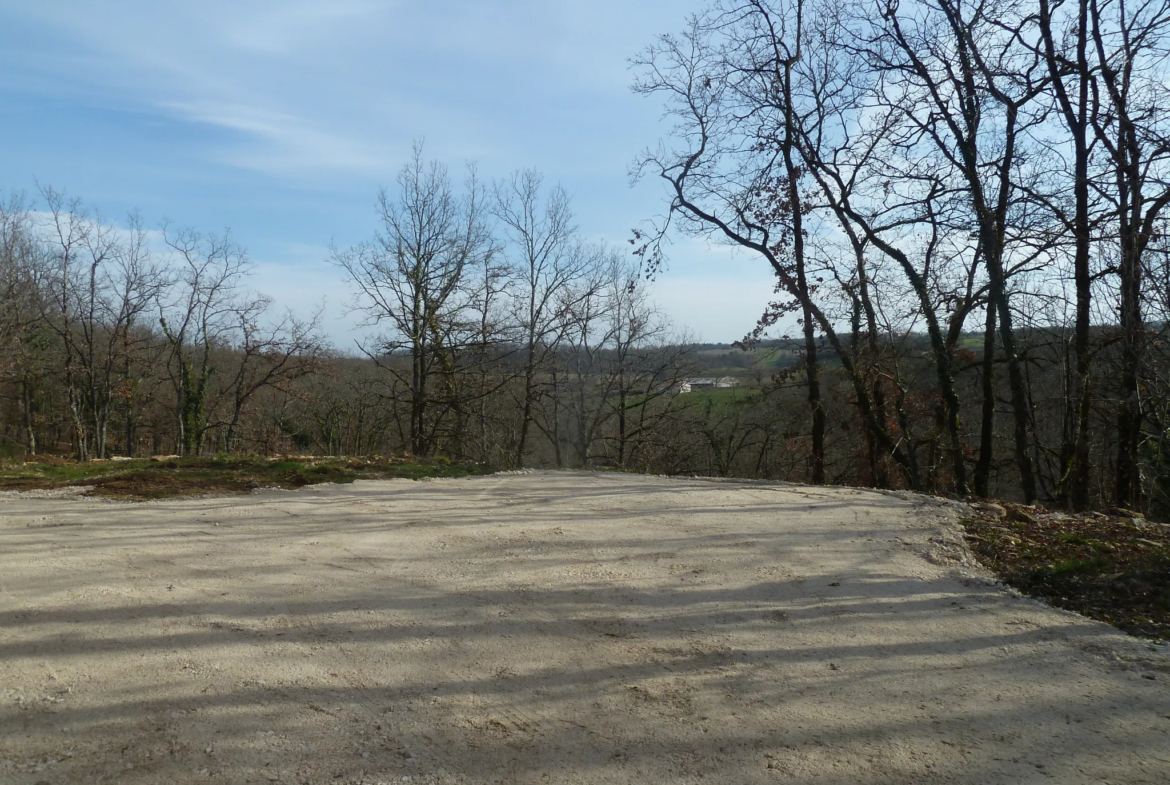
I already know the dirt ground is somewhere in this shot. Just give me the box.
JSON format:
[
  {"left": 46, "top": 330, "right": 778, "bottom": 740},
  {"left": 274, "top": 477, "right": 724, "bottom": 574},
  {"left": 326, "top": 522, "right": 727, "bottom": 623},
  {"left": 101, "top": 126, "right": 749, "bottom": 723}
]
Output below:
[{"left": 2, "top": 472, "right": 1168, "bottom": 785}]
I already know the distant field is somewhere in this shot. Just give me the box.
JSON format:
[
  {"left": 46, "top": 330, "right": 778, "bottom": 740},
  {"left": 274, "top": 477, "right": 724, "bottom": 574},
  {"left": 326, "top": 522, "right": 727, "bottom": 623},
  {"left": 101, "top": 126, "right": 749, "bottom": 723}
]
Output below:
[
  {"left": 678, "top": 386, "right": 763, "bottom": 407},
  {"left": 692, "top": 345, "right": 797, "bottom": 374}
]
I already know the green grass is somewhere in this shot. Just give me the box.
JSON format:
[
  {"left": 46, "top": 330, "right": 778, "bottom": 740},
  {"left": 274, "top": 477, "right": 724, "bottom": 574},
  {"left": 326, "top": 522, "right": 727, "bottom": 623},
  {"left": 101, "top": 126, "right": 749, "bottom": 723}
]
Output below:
[
  {"left": 1032, "top": 556, "right": 1110, "bottom": 580},
  {"left": 958, "top": 336, "right": 985, "bottom": 350},
  {"left": 0, "top": 455, "right": 491, "bottom": 500},
  {"left": 681, "top": 387, "right": 763, "bottom": 410}
]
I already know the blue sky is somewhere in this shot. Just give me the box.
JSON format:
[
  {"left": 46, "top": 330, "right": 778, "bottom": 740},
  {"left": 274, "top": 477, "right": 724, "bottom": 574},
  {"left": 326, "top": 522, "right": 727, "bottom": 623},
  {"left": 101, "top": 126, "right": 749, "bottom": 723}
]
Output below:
[{"left": 0, "top": 0, "right": 776, "bottom": 346}]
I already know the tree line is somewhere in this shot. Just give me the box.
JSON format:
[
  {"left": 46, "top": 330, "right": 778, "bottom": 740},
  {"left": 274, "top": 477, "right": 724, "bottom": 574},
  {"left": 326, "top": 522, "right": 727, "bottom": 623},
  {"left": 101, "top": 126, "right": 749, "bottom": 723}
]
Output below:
[
  {"left": 0, "top": 154, "right": 695, "bottom": 472},
  {"left": 3, "top": 0, "right": 1170, "bottom": 520},
  {"left": 630, "top": 0, "right": 1170, "bottom": 515},
  {"left": 0, "top": 187, "right": 325, "bottom": 461}
]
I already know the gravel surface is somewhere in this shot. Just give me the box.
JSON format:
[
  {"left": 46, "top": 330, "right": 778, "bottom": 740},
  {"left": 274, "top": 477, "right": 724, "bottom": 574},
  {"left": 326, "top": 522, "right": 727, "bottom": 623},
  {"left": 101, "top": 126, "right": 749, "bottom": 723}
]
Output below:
[{"left": 2, "top": 472, "right": 1168, "bottom": 784}]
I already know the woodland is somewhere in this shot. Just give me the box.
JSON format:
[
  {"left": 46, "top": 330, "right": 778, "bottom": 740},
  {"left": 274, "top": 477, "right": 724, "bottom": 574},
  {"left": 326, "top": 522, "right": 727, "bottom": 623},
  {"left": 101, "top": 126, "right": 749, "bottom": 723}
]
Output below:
[{"left": 2, "top": 0, "right": 1170, "bottom": 520}]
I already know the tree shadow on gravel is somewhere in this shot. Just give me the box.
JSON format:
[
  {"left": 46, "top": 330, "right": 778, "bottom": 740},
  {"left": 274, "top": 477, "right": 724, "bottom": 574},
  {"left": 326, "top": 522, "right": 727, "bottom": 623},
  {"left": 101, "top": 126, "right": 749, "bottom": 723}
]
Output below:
[{"left": 2, "top": 477, "right": 1167, "bottom": 785}]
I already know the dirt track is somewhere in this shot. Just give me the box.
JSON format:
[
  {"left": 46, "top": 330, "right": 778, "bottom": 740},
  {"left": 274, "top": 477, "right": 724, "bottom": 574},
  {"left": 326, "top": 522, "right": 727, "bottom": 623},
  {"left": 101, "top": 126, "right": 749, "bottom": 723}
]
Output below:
[{"left": 2, "top": 471, "right": 1168, "bottom": 784}]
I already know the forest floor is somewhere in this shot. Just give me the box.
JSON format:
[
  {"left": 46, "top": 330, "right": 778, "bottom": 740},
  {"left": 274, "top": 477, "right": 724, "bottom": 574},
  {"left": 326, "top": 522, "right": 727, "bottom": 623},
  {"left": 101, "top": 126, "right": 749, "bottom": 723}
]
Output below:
[
  {"left": 960, "top": 502, "right": 1170, "bottom": 641},
  {"left": 2, "top": 472, "right": 1168, "bottom": 784},
  {"left": 0, "top": 455, "right": 488, "bottom": 499}
]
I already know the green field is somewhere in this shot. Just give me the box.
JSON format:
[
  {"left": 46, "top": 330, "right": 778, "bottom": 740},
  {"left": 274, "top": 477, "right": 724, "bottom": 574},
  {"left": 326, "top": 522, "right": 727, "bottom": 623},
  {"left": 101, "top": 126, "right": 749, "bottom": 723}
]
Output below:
[{"left": 679, "top": 386, "right": 763, "bottom": 408}]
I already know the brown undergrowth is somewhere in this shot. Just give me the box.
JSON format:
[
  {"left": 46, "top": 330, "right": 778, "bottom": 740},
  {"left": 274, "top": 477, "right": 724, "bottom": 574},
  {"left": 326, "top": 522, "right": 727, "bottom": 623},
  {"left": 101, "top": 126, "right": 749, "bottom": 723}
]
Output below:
[
  {"left": 961, "top": 502, "right": 1170, "bottom": 641},
  {"left": 0, "top": 455, "right": 490, "bottom": 500}
]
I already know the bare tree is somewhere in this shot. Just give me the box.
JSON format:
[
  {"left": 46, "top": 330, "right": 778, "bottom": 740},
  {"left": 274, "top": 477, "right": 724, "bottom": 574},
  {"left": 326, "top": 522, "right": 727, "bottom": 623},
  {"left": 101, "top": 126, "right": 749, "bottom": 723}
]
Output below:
[
  {"left": 543, "top": 248, "right": 615, "bottom": 467},
  {"left": 218, "top": 309, "right": 325, "bottom": 452},
  {"left": 1036, "top": 0, "right": 1099, "bottom": 509},
  {"left": 493, "top": 170, "right": 586, "bottom": 467},
  {"left": 599, "top": 267, "right": 694, "bottom": 469},
  {"left": 461, "top": 239, "right": 515, "bottom": 464},
  {"left": 0, "top": 193, "right": 42, "bottom": 455},
  {"left": 159, "top": 226, "right": 255, "bottom": 456},
  {"left": 35, "top": 190, "right": 167, "bottom": 459},
  {"left": 632, "top": 3, "right": 928, "bottom": 490},
  {"left": 333, "top": 145, "right": 494, "bottom": 457},
  {"left": 1083, "top": 0, "right": 1170, "bottom": 507}
]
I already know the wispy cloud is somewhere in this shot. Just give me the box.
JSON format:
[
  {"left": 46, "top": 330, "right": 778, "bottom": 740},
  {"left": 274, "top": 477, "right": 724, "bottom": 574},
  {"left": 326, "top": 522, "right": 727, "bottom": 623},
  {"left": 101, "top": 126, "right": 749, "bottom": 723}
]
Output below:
[
  {"left": 159, "top": 101, "right": 393, "bottom": 175},
  {"left": 1, "top": 0, "right": 692, "bottom": 177},
  {"left": 1, "top": 0, "right": 758, "bottom": 341}
]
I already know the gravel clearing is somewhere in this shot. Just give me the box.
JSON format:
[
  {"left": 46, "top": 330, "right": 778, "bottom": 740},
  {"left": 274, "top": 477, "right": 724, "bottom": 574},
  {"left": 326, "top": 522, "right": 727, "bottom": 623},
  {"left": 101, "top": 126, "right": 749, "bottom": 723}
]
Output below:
[{"left": 2, "top": 471, "right": 1168, "bottom": 784}]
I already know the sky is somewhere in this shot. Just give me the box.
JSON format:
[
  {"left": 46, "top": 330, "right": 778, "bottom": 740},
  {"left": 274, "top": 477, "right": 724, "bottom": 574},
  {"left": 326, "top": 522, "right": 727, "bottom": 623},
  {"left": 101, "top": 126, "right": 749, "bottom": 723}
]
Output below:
[{"left": 0, "top": 0, "right": 778, "bottom": 347}]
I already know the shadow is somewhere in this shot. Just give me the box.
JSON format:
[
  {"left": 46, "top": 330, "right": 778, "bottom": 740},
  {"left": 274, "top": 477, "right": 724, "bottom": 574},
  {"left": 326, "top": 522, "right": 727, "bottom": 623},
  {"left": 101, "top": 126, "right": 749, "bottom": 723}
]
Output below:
[{"left": 1, "top": 472, "right": 1167, "bottom": 785}]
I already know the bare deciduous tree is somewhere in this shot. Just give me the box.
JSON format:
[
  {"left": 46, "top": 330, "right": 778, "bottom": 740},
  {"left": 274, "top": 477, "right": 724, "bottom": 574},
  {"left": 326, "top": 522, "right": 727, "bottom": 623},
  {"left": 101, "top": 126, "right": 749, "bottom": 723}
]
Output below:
[
  {"left": 493, "top": 170, "right": 587, "bottom": 467},
  {"left": 160, "top": 226, "right": 255, "bottom": 456},
  {"left": 333, "top": 145, "right": 494, "bottom": 457}
]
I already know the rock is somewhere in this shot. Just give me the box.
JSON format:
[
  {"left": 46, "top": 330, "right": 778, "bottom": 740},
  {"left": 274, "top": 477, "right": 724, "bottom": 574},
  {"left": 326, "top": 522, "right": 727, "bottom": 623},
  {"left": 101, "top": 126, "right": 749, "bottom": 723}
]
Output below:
[{"left": 1005, "top": 506, "right": 1036, "bottom": 524}]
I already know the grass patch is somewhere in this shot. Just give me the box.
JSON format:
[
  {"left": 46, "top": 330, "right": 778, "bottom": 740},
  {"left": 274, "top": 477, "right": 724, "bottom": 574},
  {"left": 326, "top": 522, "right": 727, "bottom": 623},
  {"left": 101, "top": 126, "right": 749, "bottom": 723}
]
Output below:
[
  {"left": 0, "top": 455, "right": 491, "bottom": 500},
  {"left": 681, "top": 387, "right": 763, "bottom": 409},
  {"left": 961, "top": 505, "right": 1170, "bottom": 640}
]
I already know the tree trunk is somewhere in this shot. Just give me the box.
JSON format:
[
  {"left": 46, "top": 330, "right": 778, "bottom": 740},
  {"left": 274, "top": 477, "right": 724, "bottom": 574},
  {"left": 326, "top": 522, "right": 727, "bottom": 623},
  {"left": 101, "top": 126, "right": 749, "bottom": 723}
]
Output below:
[
  {"left": 855, "top": 240, "right": 888, "bottom": 488},
  {"left": 515, "top": 345, "right": 536, "bottom": 468},
  {"left": 411, "top": 335, "right": 428, "bottom": 457},
  {"left": 783, "top": 60, "right": 824, "bottom": 485},
  {"left": 1041, "top": 0, "right": 1094, "bottom": 510},
  {"left": 617, "top": 388, "right": 628, "bottom": 468},
  {"left": 21, "top": 375, "right": 36, "bottom": 456},
  {"left": 123, "top": 355, "right": 136, "bottom": 458},
  {"left": 974, "top": 299, "right": 997, "bottom": 497},
  {"left": 1115, "top": 237, "right": 1144, "bottom": 508},
  {"left": 993, "top": 277, "right": 1037, "bottom": 503}
]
